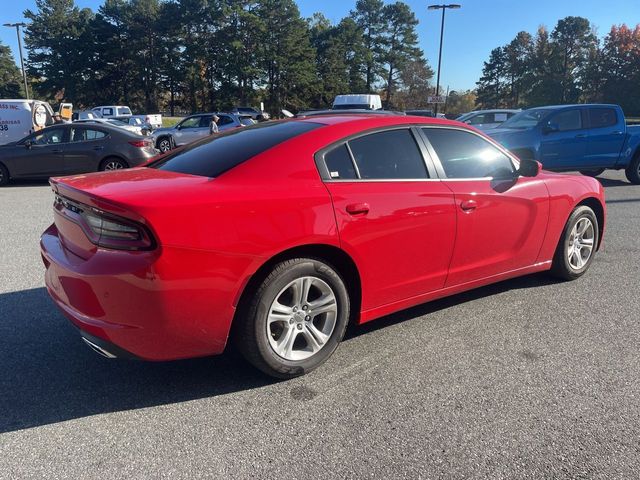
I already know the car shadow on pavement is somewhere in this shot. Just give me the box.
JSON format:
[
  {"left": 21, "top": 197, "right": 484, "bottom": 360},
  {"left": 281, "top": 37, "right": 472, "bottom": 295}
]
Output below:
[
  {"left": 1, "top": 274, "right": 560, "bottom": 433},
  {"left": 344, "top": 272, "right": 561, "bottom": 341},
  {"left": 597, "top": 177, "right": 632, "bottom": 188},
  {"left": 4, "top": 179, "right": 51, "bottom": 188},
  {"left": 0, "top": 287, "right": 273, "bottom": 434}
]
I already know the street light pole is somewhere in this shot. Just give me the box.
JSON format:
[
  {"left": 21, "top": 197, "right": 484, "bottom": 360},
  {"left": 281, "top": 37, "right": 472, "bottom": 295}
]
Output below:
[
  {"left": 3, "top": 22, "right": 29, "bottom": 100},
  {"left": 427, "top": 4, "right": 460, "bottom": 115}
]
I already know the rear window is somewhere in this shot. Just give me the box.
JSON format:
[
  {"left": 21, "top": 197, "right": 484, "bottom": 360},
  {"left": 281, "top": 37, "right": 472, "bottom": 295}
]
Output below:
[
  {"left": 589, "top": 108, "right": 617, "bottom": 128},
  {"left": 152, "top": 121, "right": 322, "bottom": 178}
]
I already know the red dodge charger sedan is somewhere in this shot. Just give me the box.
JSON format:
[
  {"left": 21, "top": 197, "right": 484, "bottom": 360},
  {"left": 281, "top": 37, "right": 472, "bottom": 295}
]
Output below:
[{"left": 41, "top": 115, "right": 605, "bottom": 378}]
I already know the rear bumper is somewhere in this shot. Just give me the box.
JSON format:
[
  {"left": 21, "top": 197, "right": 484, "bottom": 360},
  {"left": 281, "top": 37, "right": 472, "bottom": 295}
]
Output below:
[{"left": 41, "top": 223, "right": 242, "bottom": 361}]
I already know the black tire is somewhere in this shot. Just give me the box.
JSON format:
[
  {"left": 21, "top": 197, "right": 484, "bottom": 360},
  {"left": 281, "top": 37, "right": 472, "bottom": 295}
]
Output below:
[
  {"left": 157, "top": 136, "right": 172, "bottom": 153},
  {"left": 550, "top": 205, "right": 599, "bottom": 281},
  {"left": 0, "top": 163, "right": 9, "bottom": 187},
  {"left": 625, "top": 153, "right": 640, "bottom": 185},
  {"left": 99, "top": 157, "right": 128, "bottom": 171},
  {"left": 579, "top": 168, "right": 605, "bottom": 177},
  {"left": 235, "top": 258, "right": 350, "bottom": 379}
]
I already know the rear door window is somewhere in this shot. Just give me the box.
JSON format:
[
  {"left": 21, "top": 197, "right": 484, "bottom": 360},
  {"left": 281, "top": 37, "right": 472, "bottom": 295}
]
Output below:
[
  {"left": 347, "top": 129, "right": 428, "bottom": 179},
  {"left": 117, "top": 107, "right": 132, "bottom": 116},
  {"left": 152, "top": 121, "right": 322, "bottom": 178},
  {"left": 71, "top": 128, "right": 107, "bottom": 142},
  {"left": 102, "top": 108, "right": 114, "bottom": 116},
  {"left": 589, "top": 108, "right": 617, "bottom": 129},
  {"left": 217, "top": 115, "right": 235, "bottom": 127},
  {"left": 324, "top": 144, "right": 357, "bottom": 179}
]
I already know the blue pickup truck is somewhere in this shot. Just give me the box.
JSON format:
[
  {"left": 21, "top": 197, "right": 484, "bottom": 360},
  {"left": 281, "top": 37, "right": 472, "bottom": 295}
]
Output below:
[{"left": 487, "top": 104, "right": 640, "bottom": 184}]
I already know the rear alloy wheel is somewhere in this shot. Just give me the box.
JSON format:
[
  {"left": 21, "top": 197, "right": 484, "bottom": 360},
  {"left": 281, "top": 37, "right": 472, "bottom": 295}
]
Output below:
[
  {"left": 0, "top": 163, "right": 8, "bottom": 186},
  {"left": 550, "top": 205, "right": 599, "bottom": 280},
  {"left": 157, "top": 137, "right": 172, "bottom": 153},
  {"left": 625, "top": 154, "right": 640, "bottom": 185},
  {"left": 99, "top": 158, "right": 128, "bottom": 171},
  {"left": 236, "top": 258, "right": 350, "bottom": 378},
  {"left": 579, "top": 168, "right": 605, "bottom": 177}
]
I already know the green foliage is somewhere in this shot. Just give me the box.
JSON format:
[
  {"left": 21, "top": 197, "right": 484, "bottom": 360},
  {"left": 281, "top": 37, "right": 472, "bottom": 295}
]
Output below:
[
  {"left": 24, "top": 0, "right": 95, "bottom": 105},
  {"left": 476, "top": 17, "right": 640, "bottom": 115},
  {"left": 0, "top": 42, "right": 24, "bottom": 98},
  {"left": 19, "top": 0, "right": 432, "bottom": 114}
]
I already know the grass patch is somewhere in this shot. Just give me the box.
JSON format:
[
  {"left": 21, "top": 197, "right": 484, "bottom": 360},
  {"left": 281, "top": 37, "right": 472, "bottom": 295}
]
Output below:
[{"left": 162, "top": 117, "right": 183, "bottom": 128}]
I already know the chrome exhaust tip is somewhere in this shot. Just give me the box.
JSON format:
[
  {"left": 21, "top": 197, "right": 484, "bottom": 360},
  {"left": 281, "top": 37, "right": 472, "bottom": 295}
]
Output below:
[{"left": 82, "top": 336, "right": 117, "bottom": 358}]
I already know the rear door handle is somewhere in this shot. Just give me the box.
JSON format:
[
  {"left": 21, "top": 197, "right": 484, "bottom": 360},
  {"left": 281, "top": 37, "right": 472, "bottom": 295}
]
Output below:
[
  {"left": 612, "top": 131, "right": 623, "bottom": 135},
  {"left": 346, "top": 203, "right": 370, "bottom": 215},
  {"left": 575, "top": 133, "right": 587, "bottom": 138},
  {"left": 460, "top": 200, "right": 478, "bottom": 211},
  {"left": 93, "top": 146, "right": 104, "bottom": 151},
  {"left": 52, "top": 149, "right": 63, "bottom": 154}
]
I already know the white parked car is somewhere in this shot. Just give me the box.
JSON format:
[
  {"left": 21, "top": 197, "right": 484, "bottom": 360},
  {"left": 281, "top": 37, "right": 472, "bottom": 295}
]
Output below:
[
  {"left": 72, "top": 111, "right": 101, "bottom": 121},
  {"left": 0, "top": 99, "right": 55, "bottom": 145},
  {"left": 76, "top": 118, "right": 145, "bottom": 136},
  {"left": 332, "top": 94, "right": 382, "bottom": 111},
  {"left": 91, "top": 105, "right": 162, "bottom": 129},
  {"left": 456, "top": 109, "right": 521, "bottom": 130}
]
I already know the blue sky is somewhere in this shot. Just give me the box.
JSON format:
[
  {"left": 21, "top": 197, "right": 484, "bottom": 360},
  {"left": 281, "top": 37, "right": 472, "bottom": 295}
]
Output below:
[{"left": 1, "top": 0, "right": 638, "bottom": 91}]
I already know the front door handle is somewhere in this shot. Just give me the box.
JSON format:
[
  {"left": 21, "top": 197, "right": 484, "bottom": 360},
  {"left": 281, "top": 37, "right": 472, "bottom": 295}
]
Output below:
[
  {"left": 93, "top": 146, "right": 104, "bottom": 151},
  {"left": 460, "top": 199, "right": 478, "bottom": 212},
  {"left": 52, "top": 149, "right": 63, "bottom": 154},
  {"left": 575, "top": 133, "right": 587, "bottom": 138},
  {"left": 346, "top": 202, "right": 370, "bottom": 215}
]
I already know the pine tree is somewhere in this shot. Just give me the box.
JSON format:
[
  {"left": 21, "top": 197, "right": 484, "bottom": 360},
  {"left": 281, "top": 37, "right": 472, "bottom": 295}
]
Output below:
[
  {"left": 0, "top": 42, "right": 24, "bottom": 98},
  {"left": 350, "top": 0, "right": 385, "bottom": 92},
  {"left": 475, "top": 47, "right": 508, "bottom": 108},
  {"left": 24, "top": 0, "right": 94, "bottom": 105},
  {"left": 380, "top": 2, "right": 423, "bottom": 108}
]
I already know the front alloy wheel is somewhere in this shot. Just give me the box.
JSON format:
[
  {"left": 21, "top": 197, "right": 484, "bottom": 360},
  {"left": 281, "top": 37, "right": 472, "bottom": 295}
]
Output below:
[
  {"left": 236, "top": 258, "right": 350, "bottom": 378},
  {"left": 550, "top": 205, "right": 599, "bottom": 280},
  {"left": 566, "top": 217, "right": 595, "bottom": 270}
]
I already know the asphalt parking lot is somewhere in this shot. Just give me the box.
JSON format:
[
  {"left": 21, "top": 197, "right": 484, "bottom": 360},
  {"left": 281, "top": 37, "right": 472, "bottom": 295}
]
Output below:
[{"left": 0, "top": 171, "right": 639, "bottom": 479}]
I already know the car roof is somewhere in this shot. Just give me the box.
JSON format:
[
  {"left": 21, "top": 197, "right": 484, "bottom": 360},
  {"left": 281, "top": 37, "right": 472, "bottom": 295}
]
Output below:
[
  {"left": 290, "top": 113, "right": 464, "bottom": 129},
  {"left": 527, "top": 104, "right": 619, "bottom": 110}
]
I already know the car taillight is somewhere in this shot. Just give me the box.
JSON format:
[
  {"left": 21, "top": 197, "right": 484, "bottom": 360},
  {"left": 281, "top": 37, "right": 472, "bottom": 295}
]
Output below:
[
  {"left": 129, "top": 139, "right": 153, "bottom": 148},
  {"left": 82, "top": 208, "right": 154, "bottom": 250},
  {"left": 54, "top": 195, "right": 155, "bottom": 250}
]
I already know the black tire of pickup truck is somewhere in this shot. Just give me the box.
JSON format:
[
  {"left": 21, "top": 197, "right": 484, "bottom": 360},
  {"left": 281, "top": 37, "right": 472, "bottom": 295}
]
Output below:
[
  {"left": 579, "top": 169, "right": 605, "bottom": 177},
  {"left": 625, "top": 153, "right": 640, "bottom": 185}
]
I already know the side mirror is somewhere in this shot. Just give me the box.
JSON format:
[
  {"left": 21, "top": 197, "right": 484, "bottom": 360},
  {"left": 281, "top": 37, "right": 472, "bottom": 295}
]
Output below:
[
  {"left": 542, "top": 122, "right": 559, "bottom": 134},
  {"left": 24, "top": 140, "right": 32, "bottom": 149},
  {"left": 518, "top": 158, "right": 542, "bottom": 177}
]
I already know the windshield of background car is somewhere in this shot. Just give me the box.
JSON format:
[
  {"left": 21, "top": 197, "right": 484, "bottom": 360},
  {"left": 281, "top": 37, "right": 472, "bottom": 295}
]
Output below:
[
  {"left": 332, "top": 104, "right": 372, "bottom": 110},
  {"left": 151, "top": 121, "right": 322, "bottom": 178},
  {"left": 499, "top": 108, "right": 551, "bottom": 129}
]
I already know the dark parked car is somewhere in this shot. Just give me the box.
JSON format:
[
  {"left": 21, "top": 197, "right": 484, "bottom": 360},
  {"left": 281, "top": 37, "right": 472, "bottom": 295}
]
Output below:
[
  {"left": 405, "top": 109, "right": 435, "bottom": 117},
  {"left": 0, "top": 123, "right": 158, "bottom": 186}
]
